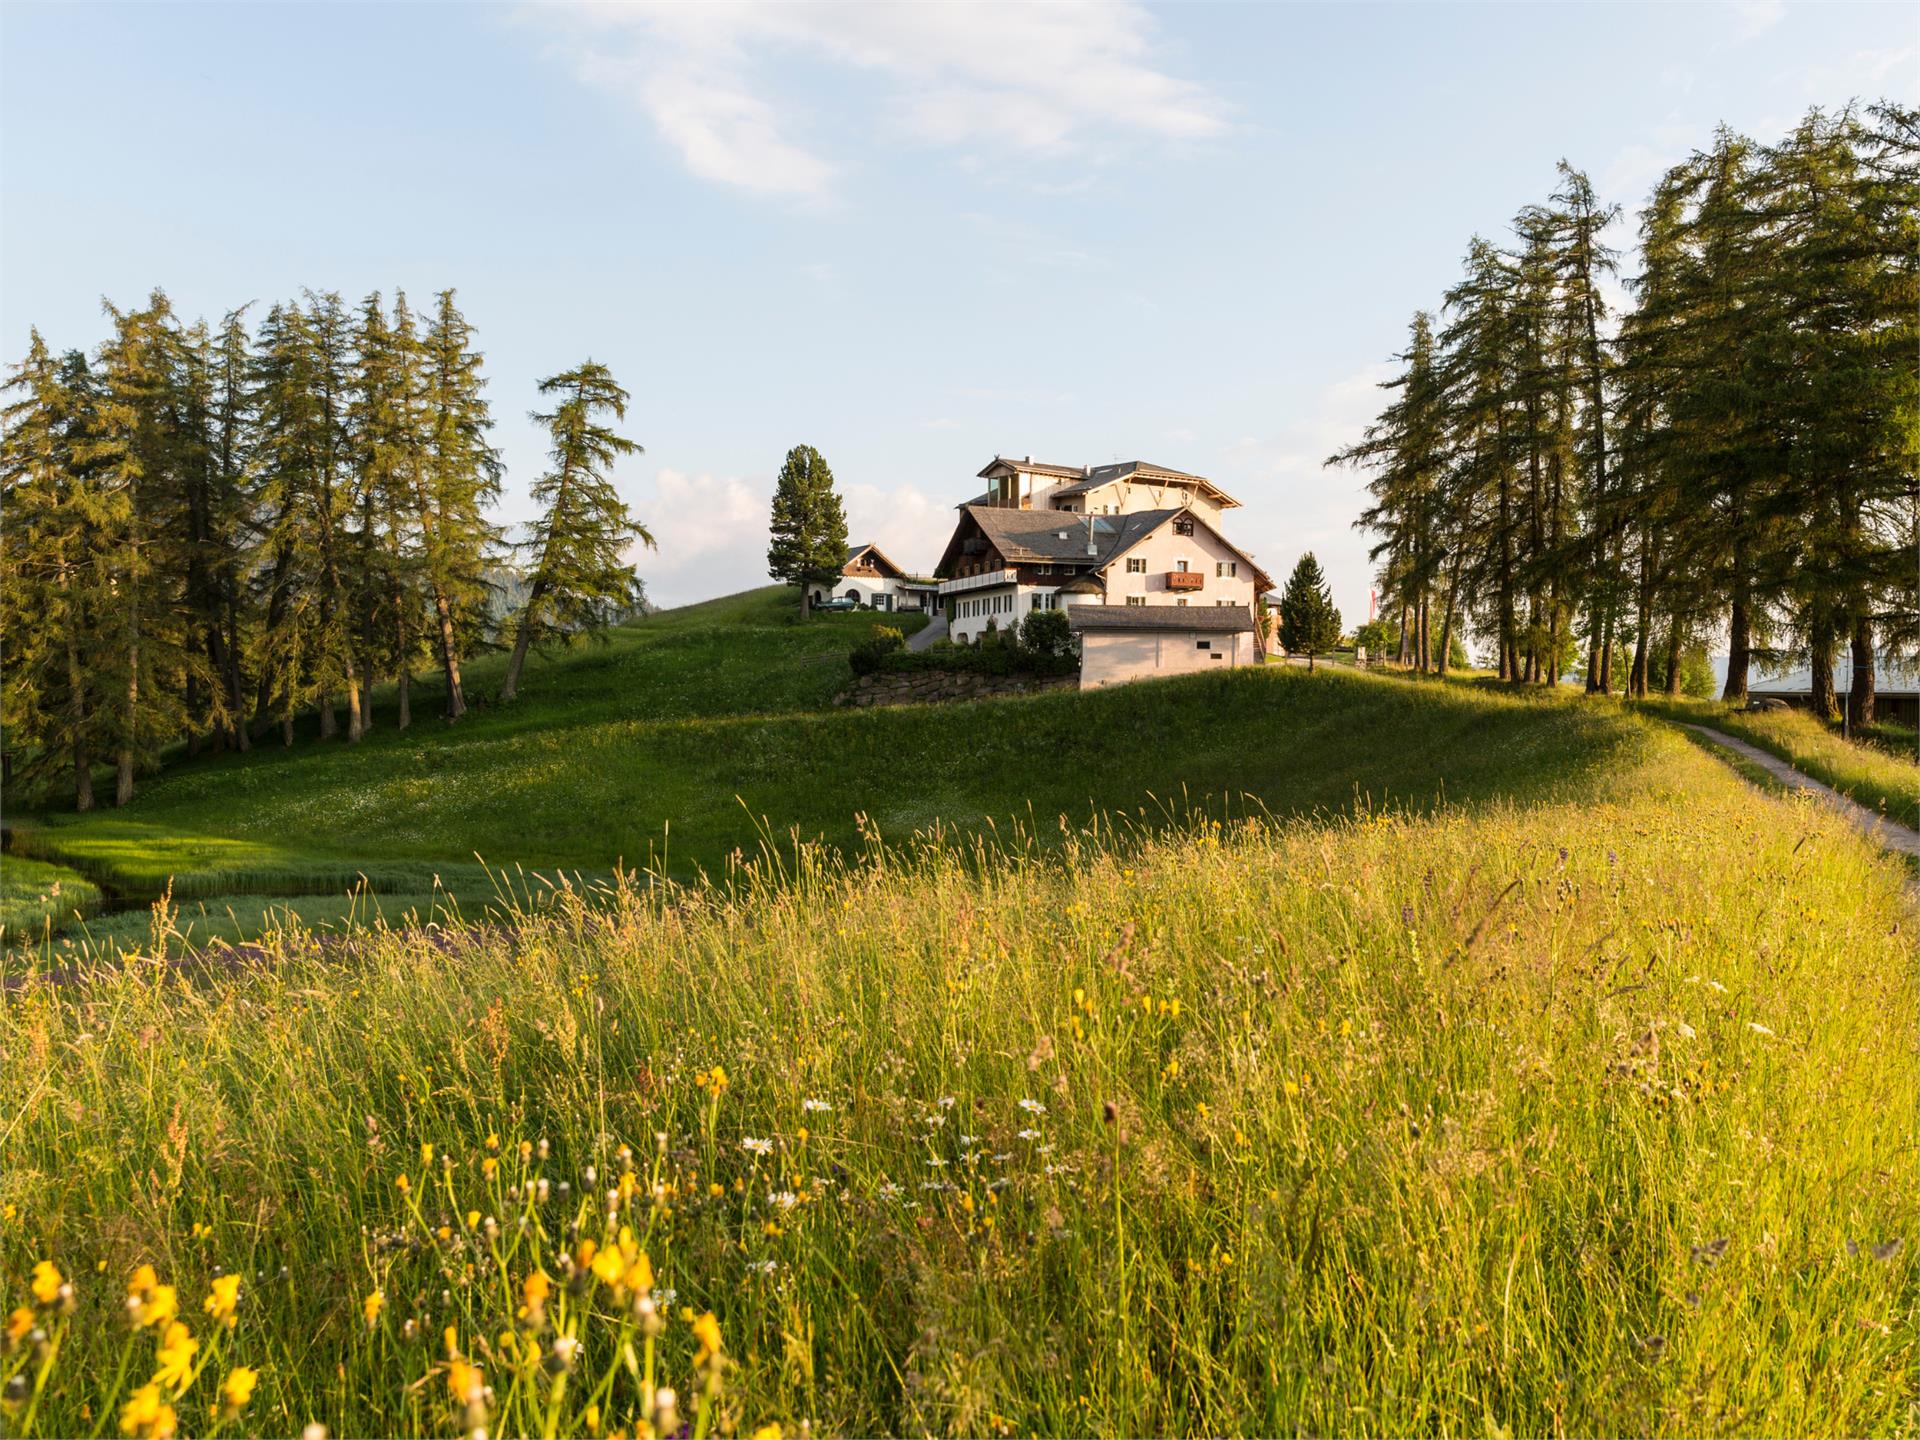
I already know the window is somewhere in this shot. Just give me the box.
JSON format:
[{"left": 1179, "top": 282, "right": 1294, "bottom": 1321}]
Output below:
[
  {"left": 1175, "top": 559, "right": 1189, "bottom": 573},
  {"left": 1177, "top": 598, "right": 1189, "bottom": 607},
  {"left": 1126, "top": 595, "right": 1146, "bottom": 607},
  {"left": 1216, "top": 599, "right": 1233, "bottom": 607},
  {"left": 1196, "top": 640, "right": 1211, "bottom": 651},
  {"left": 1174, "top": 518, "right": 1195, "bottom": 537},
  {"left": 1126, "top": 557, "right": 1146, "bottom": 574},
  {"left": 1037, "top": 563, "right": 1052, "bottom": 576},
  {"left": 1215, "top": 561, "right": 1237, "bottom": 578}
]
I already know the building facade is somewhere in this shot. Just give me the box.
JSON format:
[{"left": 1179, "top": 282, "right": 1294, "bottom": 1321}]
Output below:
[{"left": 933, "top": 456, "right": 1270, "bottom": 647}]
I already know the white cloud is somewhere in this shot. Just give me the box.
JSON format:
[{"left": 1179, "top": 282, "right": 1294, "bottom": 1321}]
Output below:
[
  {"left": 633, "top": 469, "right": 771, "bottom": 606},
  {"left": 1724, "top": 0, "right": 1785, "bottom": 41},
  {"left": 528, "top": 1, "right": 1227, "bottom": 199}
]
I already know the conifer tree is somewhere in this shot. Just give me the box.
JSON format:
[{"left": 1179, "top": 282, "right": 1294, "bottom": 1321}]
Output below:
[
  {"left": 1, "top": 334, "right": 108, "bottom": 809},
  {"left": 1279, "top": 552, "right": 1342, "bottom": 671},
  {"left": 766, "top": 444, "right": 848, "bottom": 617},
  {"left": 499, "top": 362, "right": 651, "bottom": 702},
  {"left": 418, "top": 290, "right": 502, "bottom": 720}
]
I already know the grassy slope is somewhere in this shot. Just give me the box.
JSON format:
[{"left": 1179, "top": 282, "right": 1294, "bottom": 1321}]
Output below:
[
  {"left": 13, "top": 588, "right": 1645, "bottom": 906},
  {"left": 0, "top": 856, "right": 103, "bottom": 945},
  {"left": 1634, "top": 695, "right": 1920, "bottom": 828},
  {"left": 3, "top": 712, "right": 1913, "bottom": 1435}
]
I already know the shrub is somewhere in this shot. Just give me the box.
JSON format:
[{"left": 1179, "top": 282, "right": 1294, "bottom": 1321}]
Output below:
[
  {"left": 1018, "top": 608, "right": 1073, "bottom": 662},
  {"left": 848, "top": 624, "right": 906, "bottom": 675}
]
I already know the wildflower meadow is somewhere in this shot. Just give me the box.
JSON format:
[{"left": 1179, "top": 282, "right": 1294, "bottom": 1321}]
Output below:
[{"left": 3, "top": 716, "right": 1914, "bottom": 1436}]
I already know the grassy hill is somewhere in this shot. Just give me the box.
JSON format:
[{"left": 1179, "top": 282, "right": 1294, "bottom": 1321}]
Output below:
[
  {"left": 3, "top": 690, "right": 1913, "bottom": 1434},
  {"left": 9, "top": 586, "right": 1662, "bottom": 957}
]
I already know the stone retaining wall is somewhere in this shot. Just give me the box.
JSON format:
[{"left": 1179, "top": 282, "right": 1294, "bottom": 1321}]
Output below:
[{"left": 837, "top": 669, "right": 1076, "bottom": 707}]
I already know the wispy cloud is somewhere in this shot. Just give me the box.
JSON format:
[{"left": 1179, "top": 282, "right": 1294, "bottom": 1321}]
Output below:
[{"left": 528, "top": 1, "right": 1227, "bottom": 200}]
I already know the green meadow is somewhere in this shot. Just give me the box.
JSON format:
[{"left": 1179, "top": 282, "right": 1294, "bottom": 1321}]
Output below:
[
  {"left": 3, "top": 676, "right": 1915, "bottom": 1436},
  {"left": 12, "top": 587, "right": 1661, "bottom": 961}
]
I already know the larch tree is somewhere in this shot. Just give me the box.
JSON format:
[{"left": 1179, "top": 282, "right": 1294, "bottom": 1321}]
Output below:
[
  {"left": 417, "top": 289, "right": 502, "bottom": 720},
  {"left": 766, "top": 444, "right": 848, "bottom": 617},
  {"left": 499, "top": 361, "right": 651, "bottom": 703}
]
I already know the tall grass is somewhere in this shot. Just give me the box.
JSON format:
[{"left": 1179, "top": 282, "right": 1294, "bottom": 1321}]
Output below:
[
  {"left": 1635, "top": 696, "right": 1920, "bottom": 828},
  {"left": 3, "top": 729, "right": 1912, "bottom": 1436},
  {"left": 0, "top": 857, "right": 102, "bottom": 947}
]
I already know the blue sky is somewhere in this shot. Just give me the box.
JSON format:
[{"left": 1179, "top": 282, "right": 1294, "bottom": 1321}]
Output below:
[{"left": 2, "top": 1, "right": 1908, "bottom": 614}]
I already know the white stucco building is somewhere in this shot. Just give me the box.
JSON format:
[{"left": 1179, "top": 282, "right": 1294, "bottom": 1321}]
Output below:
[
  {"left": 1071, "top": 604, "right": 1259, "bottom": 687},
  {"left": 932, "top": 457, "right": 1270, "bottom": 648}
]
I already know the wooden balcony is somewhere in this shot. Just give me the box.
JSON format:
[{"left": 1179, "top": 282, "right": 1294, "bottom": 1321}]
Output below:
[{"left": 1165, "top": 571, "right": 1204, "bottom": 591}]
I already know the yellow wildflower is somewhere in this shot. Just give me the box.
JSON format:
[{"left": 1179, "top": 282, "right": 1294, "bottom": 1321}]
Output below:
[
  {"left": 751, "top": 1426, "right": 783, "bottom": 1440},
  {"left": 119, "top": 1383, "right": 177, "bottom": 1440},
  {"left": 203, "top": 1274, "right": 241, "bottom": 1327},
  {"left": 691, "top": 1311, "right": 723, "bottom": 1365},
  {"left": 362, "top": 1290, "right": 385, "bottom": 1327},
  {"left": 30, "top": 1260, "right": 63, "bottom": 1305},
  {"left": 448, "top": 1357, "right": 484, "bottom": 1405},
  {"left": 395, "top": 1174, "right": 411, "bottom": 1195},
  {"left": 6, "top": 1307, "right": 33, "bottom": 1345},
  {"left": 522, "top": 1270, "right": 552, "bottom": 1311},
  {"left": 482, "top": 1157, "right": 498, "bottom": 1181},
  {"left": 153, "top": 1321, "right": 199, "bottom": 1395},
  {"left": 420, "top": 1143, "right": 435, "bottom": 1166},
  {"left": 585, "top": 1403, "right": 603, "bottom": 1435},
  {"left": 467, "top": 1209, "right": 481, "bottom": 1230},
  {"left": 127, "top": 1264, "right": 158, "bottom": 1298},
  {"left": 624, "top": 1251, "right": 654, "bottom": 1295},
  {"left": 220, "top": 1366, "right": 258, "bottom": 1414},
  {"left": 590, "top": 1248, "right": 626, "bottom": 1287},
  {"left": 1284, "top": 1079, "right": 1300, "bottom": 1098},
  {"left": 139, "top": 1285, "right": 179, "bottom": 1330},
  {"left": 485, "top": 1132, "right": 500, "bottom": 1152}
]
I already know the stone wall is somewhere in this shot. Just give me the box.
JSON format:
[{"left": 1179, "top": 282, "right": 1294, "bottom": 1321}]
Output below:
[{"left": 837, "top": 669, "right": 1076, "bottom": 707}]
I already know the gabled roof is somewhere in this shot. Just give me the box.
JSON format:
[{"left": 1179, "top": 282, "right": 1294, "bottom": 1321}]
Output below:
[
  {"left": 936, "top": 503, "right": 1273, "bottom": 592},
  {"left": 959, "top": 505, "right": 1184, "bottom": 567},
  {"left": 1070, "top": 604, "right": 1255, "bottom": 634},
  {"left": 844, "top": 542, "right": 906, "bottom": 578},
  {"left": 976, "top": 455, "right": 1088, "bottom": 481},
  {"left": 1050, "top": 461, "right": 1242, "bottom": 510}
]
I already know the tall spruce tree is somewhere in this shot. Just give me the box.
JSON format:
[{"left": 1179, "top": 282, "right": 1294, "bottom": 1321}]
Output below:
[
  {"left": 766, "top": 444, "right": 848, "bottom": 617},
  {"left": 499, "top": 362, "right": 651, "bottom": 702},
  {"left": 1279, "top": 552, "right": 1342, "bottom": 671}
]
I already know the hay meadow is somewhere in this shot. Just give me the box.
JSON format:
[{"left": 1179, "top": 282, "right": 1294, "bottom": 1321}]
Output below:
[{"left": 3, "top": 676, "right": 1916, "bottom": 1436}]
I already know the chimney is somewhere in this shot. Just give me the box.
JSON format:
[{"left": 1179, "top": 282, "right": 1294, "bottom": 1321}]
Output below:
[{"left": 1025, "top": 454, "right": 1033, "bottom": 464}]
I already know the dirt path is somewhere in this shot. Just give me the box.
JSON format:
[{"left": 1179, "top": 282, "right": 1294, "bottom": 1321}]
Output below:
[{"left": 1683, "top": 723, "right": 1920, "bottom": 864}]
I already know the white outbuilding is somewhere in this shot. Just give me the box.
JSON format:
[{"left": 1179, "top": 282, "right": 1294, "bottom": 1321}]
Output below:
[{"left": 1069, "top": 603, "right": 1259, "bottom": 689}]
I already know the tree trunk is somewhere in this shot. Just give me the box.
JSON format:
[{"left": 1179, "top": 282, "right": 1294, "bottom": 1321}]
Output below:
[
  {"left": 117, "top": 606, "right": 139, "bottom": 807},
  {"left": 1663, "top": 618, "right": 1682, "bottom": 697},
  {"left": 1848, "top": 616, "right": 1875, "bottom": 729},
  {"left": 282, "top": 715, "right": 295, "bottom": 747},
  {"left": 433, "top": 587, "right": 466, "bottom": 720},
  {"left": 499, "top": 578, "right": 549, "bottom": 703},
  {"left": 1722, "top": 597, "right": 1751, "bottom": 703},
  {"left": 1809, "top": 617, "right": 1838, "bottom": 720},
  {"left": 397, "top": 669, "right": 412, "bottom": 731},
  {"left": 319, "top": 693, "right": 338, "bottom": 739},
  {"left": 64, "top": 615, "right": 93, "bottom": 812},
  {"left": 345, "top": 671, "right": 364, "bottom": 743},
  {"left": 1436, "top": 555, "right": 1463, "bottom": 677}
]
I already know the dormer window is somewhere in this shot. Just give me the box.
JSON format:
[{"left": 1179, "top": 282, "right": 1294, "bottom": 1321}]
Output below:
[{"left": 1174, "top": 518, "right": 1195, "bottom": 537}]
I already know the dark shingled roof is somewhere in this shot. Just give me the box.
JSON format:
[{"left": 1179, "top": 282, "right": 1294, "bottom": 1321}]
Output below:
[
  {"left": 976, "top": 456, "right": 1089, "bottom": 480},
  {"left": 963, "top": 505, "right": 1181, "bottom": 565},
  {"left": 1069, "top": 603, "right": 1255, "bottom": 634}
]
